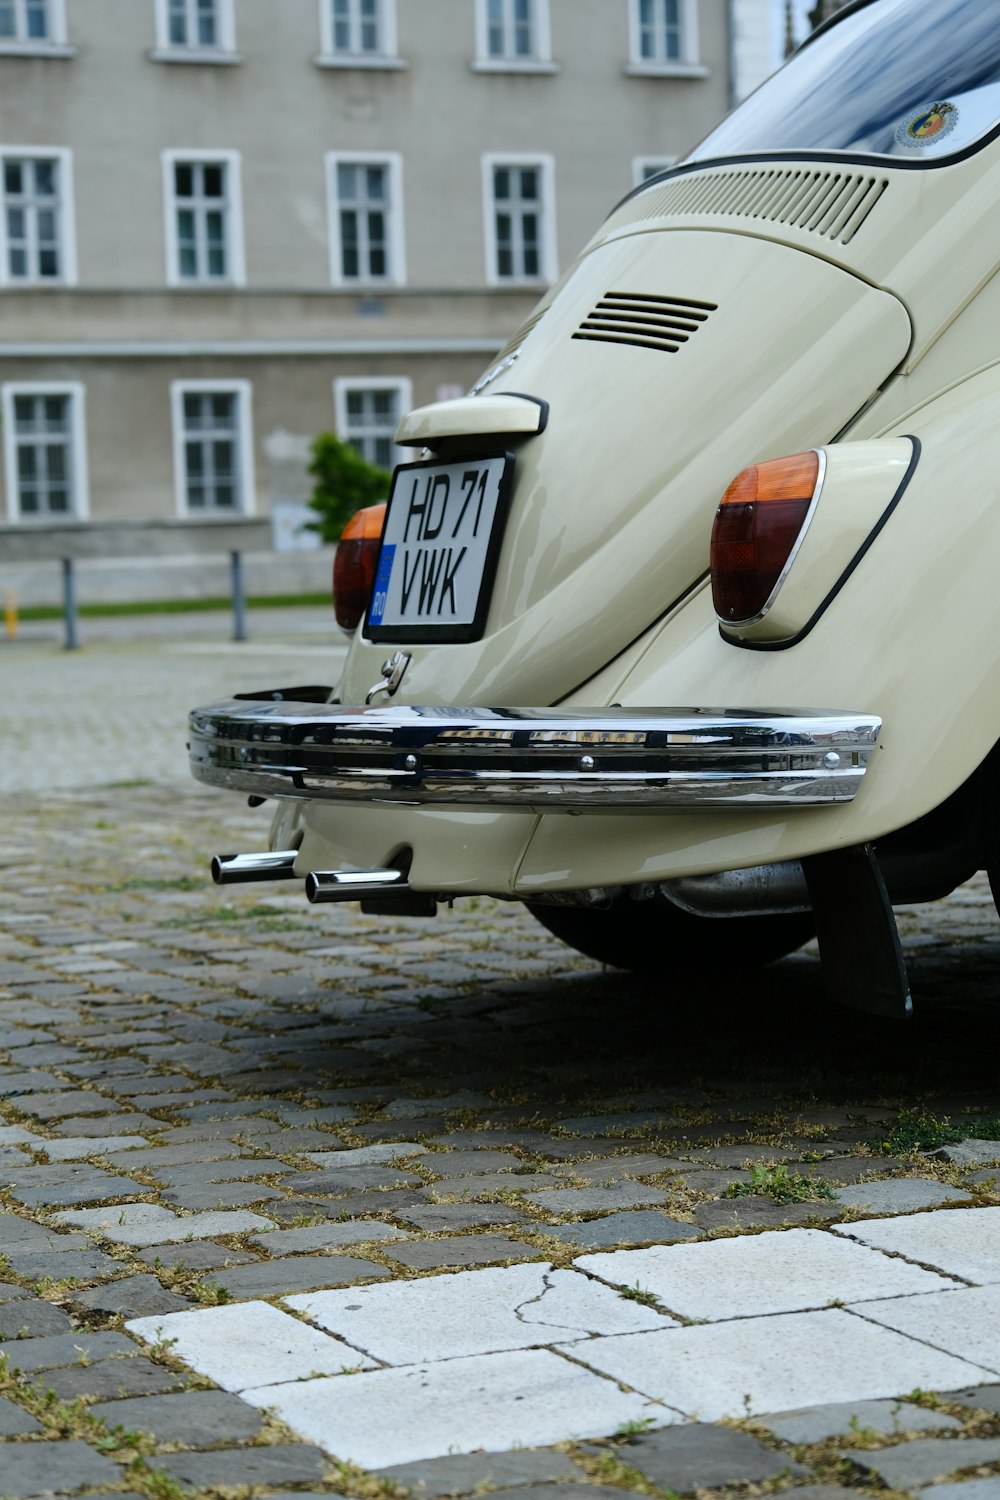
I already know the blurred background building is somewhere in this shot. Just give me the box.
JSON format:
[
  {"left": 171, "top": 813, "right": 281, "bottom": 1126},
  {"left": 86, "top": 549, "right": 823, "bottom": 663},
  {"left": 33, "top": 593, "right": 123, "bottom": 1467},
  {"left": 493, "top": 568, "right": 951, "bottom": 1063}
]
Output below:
[{"left": 0, "top": 0, "right": 795, "bottom": 601}]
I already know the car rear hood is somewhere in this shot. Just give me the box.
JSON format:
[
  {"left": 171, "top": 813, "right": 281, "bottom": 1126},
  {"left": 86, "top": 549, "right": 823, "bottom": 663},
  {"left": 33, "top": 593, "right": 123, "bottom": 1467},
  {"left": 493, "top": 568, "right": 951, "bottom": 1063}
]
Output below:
[{"left": 338, "top": 228, "right": 912, "bottom": 708}]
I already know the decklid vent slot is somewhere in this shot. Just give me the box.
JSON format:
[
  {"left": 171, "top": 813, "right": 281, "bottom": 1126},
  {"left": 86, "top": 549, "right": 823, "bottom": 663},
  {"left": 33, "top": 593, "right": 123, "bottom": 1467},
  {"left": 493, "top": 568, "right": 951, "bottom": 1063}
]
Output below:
[{"left": 572, "top": 291, "right": 718, "bottom": 354}]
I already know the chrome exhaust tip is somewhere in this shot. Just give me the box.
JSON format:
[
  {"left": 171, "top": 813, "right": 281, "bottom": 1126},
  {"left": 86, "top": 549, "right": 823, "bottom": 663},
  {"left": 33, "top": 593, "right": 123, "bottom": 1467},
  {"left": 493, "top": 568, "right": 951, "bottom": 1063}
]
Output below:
[
  {"left": 305, "top": 868, "right": 410, "bottom": 904},
  {"left": 211, "top": 850, "right": 300, "bottom": 885}
]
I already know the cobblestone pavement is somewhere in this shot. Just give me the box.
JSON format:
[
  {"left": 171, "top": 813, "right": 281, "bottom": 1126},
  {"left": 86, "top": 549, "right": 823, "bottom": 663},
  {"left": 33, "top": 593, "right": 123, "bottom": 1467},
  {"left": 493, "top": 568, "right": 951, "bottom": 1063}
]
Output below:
[{"left": 3, "top": 624, "right": 1000, "bottom": 1499}]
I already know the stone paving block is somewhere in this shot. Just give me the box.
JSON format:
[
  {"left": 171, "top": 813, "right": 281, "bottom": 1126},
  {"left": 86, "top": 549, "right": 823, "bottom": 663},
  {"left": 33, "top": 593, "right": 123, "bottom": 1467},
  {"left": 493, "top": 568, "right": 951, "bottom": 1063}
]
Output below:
[
  {"left": 397, "top": 1203, "right": 531, "bottom": 1232},
  {"left": 841, "top": 1437, "right": 1000, "bottom": 1489},
  {"left": 0, "top": 1393, "right": 44, "bottom": 1434},
  {"left": 854, "top": 1285, "right": 1000, "bottom": 1376},
  {"left": 834, "top": 1207, "right": 1000, "bottom": 1284},
  {"left": 135, "top": 1240, "right": 257, "bottom": 1271},
  {"left": 524, "top": 1183, "right": 671, "bottom": 1213},
  {"left": 288, "top": 1262, "right": 663, "bottom": 1364},
  {"left": 49, "top": 1111, "right": 163, "bottom": 1135},
  {"left": 927, "top": 1482, "right": 1000, "bottom": 1500},
  {"left": 693, "top": 1200, "right": 843, "bottom": 1231},
  {"left": 73, "top": 1274, "right": 191, "bottom": 1318},
  {"left": 0, "top": 1329, "right": 140, "bottom": 1371},
  {"left": 9, "top": 1166, "right": 143, "bottom": 1207},
  {"left": 557, "top": 1308, "right": 991, "bottom": 1419},
  {"left": 161, "top": 1181, "right": 288, "bottom": 1210},
  {"left": 0, "top": 1124, "right": 46, "bottom": 1145},
  {"left": 38, "top": 1356, "right": 190, "bottom": 1402},
  {"left": 282, "top": 1167, "right": 426, "bottom": 1194},
  {"left": 540, "top": 1212, "right": 702, "bottom": 1251},
  {"left": 211, "top": 1254, "right": 389, "bottom": 1298},
  {"left": 245, "top": 1348, "right": 656, "bottom": 1467},
  {"left": 575, "top": 1228, "right": 953, "bottom": 1320},
  {"left": 92, "top": 1388, "right": 265, "bottom": 1446},
  {"left": 301, "top": 1141, "right": 427, "bottom": 1166},
  {"left": 247, "top": 1220, "right": 413, "bottom": 1252},
  {"left": 933, "top": 1141, "right": 1000, "bottom": 1167},
  {"left": 20, "top": 1090, "right": 125, "bottom": 1119},
  {"left": 127, "top": 1300, "right": 377, "bottom": 1391},
  {"left": 758, "top": 1397, "right": 963, "bottom": 1442},
  {"left": 421, "top": 1150, "right": 526, "bottom": 1177},
  {"left": 40, "top": 1134, "right": 150, "bottom": 1160},
  {"left": 833, "top": 1178, "right": 974, "bottom": 1212},
  {"left": 0, "top": 1438, "right": 125, "bottom": 1496},
  {"left": 2, "top": 1246, "right": 123, "bottom": 1280},
  {"left": 0, "top": 1280, "right": 29, "bottom": 1302},
  {"left": 948, "top": 1385, "right": 1000, "bottom": 1415},
  {"left": 54, "top": 1203, "right": 276, "bottom": 1245},
  {"left": 376, "top": 1447, "right": 581, "bottom": 1493},
  {"left": 564, "top": 1154, "right": 679, "bottom": 1185},
  {"left": 622, "top": 1422, "right": 809, "bottom": 1490},
  {"left": 433, "top": 1171, "right": 563, "bottom": 1196},
  {"left": 385, "top": 1234, "right": 544, "bottom": 1270},
  {"left": 151, "top": 1444, "right": 330, "bottom": 1489},
  {"left": 0, "top": 1299, "right": 73, "bottom": 1338}
]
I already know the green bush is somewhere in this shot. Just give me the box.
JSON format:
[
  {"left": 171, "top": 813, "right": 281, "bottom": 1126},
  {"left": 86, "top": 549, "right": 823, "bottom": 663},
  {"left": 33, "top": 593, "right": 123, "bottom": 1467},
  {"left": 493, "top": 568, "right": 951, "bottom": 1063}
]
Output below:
[{"left": 306, "top": 432, "right": 391, "bottom": 543}]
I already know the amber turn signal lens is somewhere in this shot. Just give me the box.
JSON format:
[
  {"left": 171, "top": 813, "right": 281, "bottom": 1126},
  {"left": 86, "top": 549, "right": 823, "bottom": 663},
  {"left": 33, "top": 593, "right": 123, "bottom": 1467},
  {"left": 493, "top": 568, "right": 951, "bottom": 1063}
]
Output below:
[
  {"left": 710, "top": 451, "right": 820, "bottom": 623},
  {"left": 333, "top": 502, "right": 387, "bottom": 631}
]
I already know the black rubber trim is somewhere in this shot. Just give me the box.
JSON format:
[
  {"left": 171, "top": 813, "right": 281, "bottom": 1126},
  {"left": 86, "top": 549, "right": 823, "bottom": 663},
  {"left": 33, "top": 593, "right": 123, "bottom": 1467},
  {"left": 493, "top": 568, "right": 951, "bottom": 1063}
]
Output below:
[
  {"left": 720, "top": 435, "right": 922, "bottom": 653},
  {"left": 493, "top": 392, "right": 550, "bottom": 435}
]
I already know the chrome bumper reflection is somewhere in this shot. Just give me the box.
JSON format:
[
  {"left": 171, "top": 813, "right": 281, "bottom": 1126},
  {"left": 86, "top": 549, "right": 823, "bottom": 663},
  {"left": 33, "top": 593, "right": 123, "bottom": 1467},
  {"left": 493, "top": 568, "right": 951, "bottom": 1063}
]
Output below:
[{"left": 188, "top": 696, "right": 880, "bottom": 810}]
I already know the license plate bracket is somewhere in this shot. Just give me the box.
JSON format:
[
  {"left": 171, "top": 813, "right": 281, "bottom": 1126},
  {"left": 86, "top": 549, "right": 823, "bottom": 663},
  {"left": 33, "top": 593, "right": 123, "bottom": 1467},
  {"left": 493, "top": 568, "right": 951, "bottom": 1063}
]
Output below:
[{"left": 365, "top": 452, "right": 515, "bottom": 644}]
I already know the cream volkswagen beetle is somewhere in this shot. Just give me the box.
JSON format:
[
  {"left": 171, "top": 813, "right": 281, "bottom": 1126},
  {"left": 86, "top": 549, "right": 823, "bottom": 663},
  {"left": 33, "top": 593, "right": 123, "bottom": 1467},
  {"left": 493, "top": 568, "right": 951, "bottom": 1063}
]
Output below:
[{"left": 189, "top": 0, "right": 1000, "bottom": 1020}]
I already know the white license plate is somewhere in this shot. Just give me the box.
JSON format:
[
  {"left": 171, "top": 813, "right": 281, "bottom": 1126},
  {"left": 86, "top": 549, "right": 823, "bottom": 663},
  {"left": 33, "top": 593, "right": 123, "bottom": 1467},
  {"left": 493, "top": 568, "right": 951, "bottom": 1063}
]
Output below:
[{"left": 366, "top": 454, "right": 514, "bottom": 642}]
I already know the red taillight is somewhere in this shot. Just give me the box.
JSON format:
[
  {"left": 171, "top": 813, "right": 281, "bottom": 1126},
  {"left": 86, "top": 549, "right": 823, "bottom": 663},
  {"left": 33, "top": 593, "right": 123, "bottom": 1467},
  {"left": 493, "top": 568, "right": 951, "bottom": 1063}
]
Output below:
[
  {"left": 710, "top": 451, "right": 821, "bottom": 623},
  {"left": 333, "top": 502, "right": 387, "bottom": 631}
]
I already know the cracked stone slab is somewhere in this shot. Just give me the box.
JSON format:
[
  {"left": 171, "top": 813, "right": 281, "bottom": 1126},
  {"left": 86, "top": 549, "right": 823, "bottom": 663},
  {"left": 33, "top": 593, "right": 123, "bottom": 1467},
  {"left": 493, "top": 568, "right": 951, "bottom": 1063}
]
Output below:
[
  {"left": 841, "top": 1436, "right": 1000, "bottom": 1489},
  {"left": 851, "top": 1285, "right": 1000, "bottom": 1376},
  {"left": 756, "top": 1397, "right": 963, "bottom": 1443},
  {"left": 245, "top": 1348, "right": 658, "bottom": 1467},
  {"left": 127, "top": 1300, "right": 377, "bottom": 1391},
  {"left": 620, "top": 1422, "right": 811, "bottom": 1490},
  {"left": 833, "top": 1206, "right": 1000, "bottom": 1283},
  {"left": 574, "top": 1227, "right": 953, "bottom": 1319},
  {"left": 53, "top": 1203, "right": 275, "bottom": 1245},
  {"left": 286, "top": 1263, "right": 663, "bottom": 1364},
  {"left": 555, "top": 1308, "right": 992, "bottom": 1420}
]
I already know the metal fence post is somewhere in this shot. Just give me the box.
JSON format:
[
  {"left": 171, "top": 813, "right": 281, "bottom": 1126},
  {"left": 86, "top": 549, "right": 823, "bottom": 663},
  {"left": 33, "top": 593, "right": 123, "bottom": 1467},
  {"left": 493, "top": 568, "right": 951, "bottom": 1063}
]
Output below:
[
  {"left": 62, "top": 557, "right": 79, "bottom": 651},
  {"left": 230, "top": 549, "right": 247, "bottom": 642}
]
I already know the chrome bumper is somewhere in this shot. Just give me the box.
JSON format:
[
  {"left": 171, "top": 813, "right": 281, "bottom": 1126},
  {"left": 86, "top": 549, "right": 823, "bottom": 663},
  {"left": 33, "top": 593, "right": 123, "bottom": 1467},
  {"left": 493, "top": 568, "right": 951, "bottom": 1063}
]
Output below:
[{"left": 188, "top": 694, "right": 880, "bottom": 810}]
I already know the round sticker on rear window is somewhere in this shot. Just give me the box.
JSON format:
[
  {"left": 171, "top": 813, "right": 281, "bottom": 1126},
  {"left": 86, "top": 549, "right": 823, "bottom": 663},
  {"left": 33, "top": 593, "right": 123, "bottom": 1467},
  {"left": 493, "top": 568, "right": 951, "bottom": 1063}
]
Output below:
[{"left": 896, "top": 101, "right": 959, "bottom": 147}]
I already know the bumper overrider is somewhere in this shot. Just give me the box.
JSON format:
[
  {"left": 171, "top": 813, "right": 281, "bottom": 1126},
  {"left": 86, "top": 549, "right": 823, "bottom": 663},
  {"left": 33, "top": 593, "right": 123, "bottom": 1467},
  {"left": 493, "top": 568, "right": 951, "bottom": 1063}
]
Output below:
[{"left": 188, "top": 693, "right": 881, "bottom": 809}]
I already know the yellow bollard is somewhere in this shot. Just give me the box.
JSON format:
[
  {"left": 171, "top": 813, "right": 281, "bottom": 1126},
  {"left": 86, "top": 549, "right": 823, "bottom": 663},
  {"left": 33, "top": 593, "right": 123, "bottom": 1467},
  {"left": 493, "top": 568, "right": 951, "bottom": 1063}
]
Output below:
[{"left": 3, "top": 588, "right": 16, "bottom": 640}]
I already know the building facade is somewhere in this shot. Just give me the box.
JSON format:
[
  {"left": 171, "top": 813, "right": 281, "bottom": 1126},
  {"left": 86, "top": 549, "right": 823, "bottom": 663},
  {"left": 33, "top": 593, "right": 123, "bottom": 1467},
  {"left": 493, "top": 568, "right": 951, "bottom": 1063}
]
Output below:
[{"left": 0, "top": 0, "right": 734, "bottom": 570}]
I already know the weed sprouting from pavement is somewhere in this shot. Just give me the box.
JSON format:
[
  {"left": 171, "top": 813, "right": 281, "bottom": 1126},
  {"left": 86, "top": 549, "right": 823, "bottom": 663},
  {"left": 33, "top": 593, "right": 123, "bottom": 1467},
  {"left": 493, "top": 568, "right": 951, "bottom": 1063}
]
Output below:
[{"left": 723, "top": 1163, "right": 837, "bottom": 1205}]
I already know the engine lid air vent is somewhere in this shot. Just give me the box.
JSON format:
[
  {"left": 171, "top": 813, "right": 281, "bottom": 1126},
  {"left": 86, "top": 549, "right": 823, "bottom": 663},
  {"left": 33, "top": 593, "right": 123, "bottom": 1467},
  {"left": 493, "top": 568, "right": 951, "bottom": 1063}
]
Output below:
[
  {"left": 604, "top": 166, "right": 889, "bottom": 247},
  {"left": 572, "top": 292, "right": 718, "bottom": 354}
]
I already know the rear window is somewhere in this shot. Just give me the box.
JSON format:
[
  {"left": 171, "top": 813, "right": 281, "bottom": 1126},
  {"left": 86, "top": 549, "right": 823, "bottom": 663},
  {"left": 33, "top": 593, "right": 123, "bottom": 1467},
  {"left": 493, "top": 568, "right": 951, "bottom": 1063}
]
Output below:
[{"left": 688, "top": 0, "right": 1000, "bottom": 166}]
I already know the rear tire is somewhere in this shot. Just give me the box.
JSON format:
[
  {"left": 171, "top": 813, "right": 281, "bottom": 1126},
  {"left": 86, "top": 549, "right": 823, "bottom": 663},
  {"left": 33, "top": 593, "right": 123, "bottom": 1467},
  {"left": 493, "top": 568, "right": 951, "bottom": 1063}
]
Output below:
[{"left": 527, "top": 896, "right": 813, "bottom": 976}]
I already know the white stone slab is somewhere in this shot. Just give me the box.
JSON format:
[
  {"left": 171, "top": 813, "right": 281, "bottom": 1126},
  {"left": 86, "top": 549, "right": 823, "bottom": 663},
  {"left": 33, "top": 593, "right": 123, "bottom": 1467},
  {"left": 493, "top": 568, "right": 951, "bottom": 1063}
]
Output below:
[
  {"left": 574, "top": 1228, "right": 951, "bottom": 1320},
  {"left": 126, "top": 1301, "right": 376, "bottom": 1392},
  {"left": 833, "top": 1208, "right": 1000, "bottom": 1284},
  {"left": 556, "top": 1308, "right": 992, "bottom": 1421},
  {"left": 286, "top": 1263, "right": 662, "bottom": 1364},
  {"left": 53, "top": 1203, "right": 274, "bottom": 1246},
  {"left": 851, "top": 1285, "right": 1000, "bottom": 1377},
  {"left": 244, "top": 1348, "right": 660, "bottom": 1467},
  {"left": 301, "top": 1142, "right": 427, "bottom": 1167}
]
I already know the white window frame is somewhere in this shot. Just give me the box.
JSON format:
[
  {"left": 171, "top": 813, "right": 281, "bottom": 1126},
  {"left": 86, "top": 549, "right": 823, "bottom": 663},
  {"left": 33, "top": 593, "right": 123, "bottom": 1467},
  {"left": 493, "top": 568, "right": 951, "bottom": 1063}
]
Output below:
[
  {"left": 632, "top": 155, "right": 679, "bottom": 186},
  {"left": 161, "top": 149, "right": 245, "bottom": 288},
  {"left": 1, "top": 381, "right": 88, "bottom": 523},
  {"left": 472, "top": 0, "right": 556, "bottom": 73},
  {"left": 0, "top": 146, "right": 76, "bottom": 287},
  {"left": 481, "top": 153, "right": 557, "bottom": 287},
  {"left": 170, "top": 379, "right": 255, "bottom": 518},
  {"left": 333, "top": 376, "right": 412, "bottom": 470},
  {"left": 625, "top": 0, "right": 709, "bottom": 77},
  {"left": 152, "top": 0, "right": 239, "bottom": 62},
  {"left": 316, "top": 0, "right": 404, "bottom": 69},
  {"left": 0, "top": 0, "right": 72, "bottom": 54},
  {"left": 325, "top": 152, "right": 405, "bottom": 289}
]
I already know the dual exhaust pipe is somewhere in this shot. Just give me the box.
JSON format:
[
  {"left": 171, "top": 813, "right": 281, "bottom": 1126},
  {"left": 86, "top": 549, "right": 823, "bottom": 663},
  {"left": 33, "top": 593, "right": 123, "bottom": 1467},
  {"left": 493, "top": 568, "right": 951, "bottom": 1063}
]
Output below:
[{"left": 212, "top": 850, "right": 411, "bottom": 904}]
